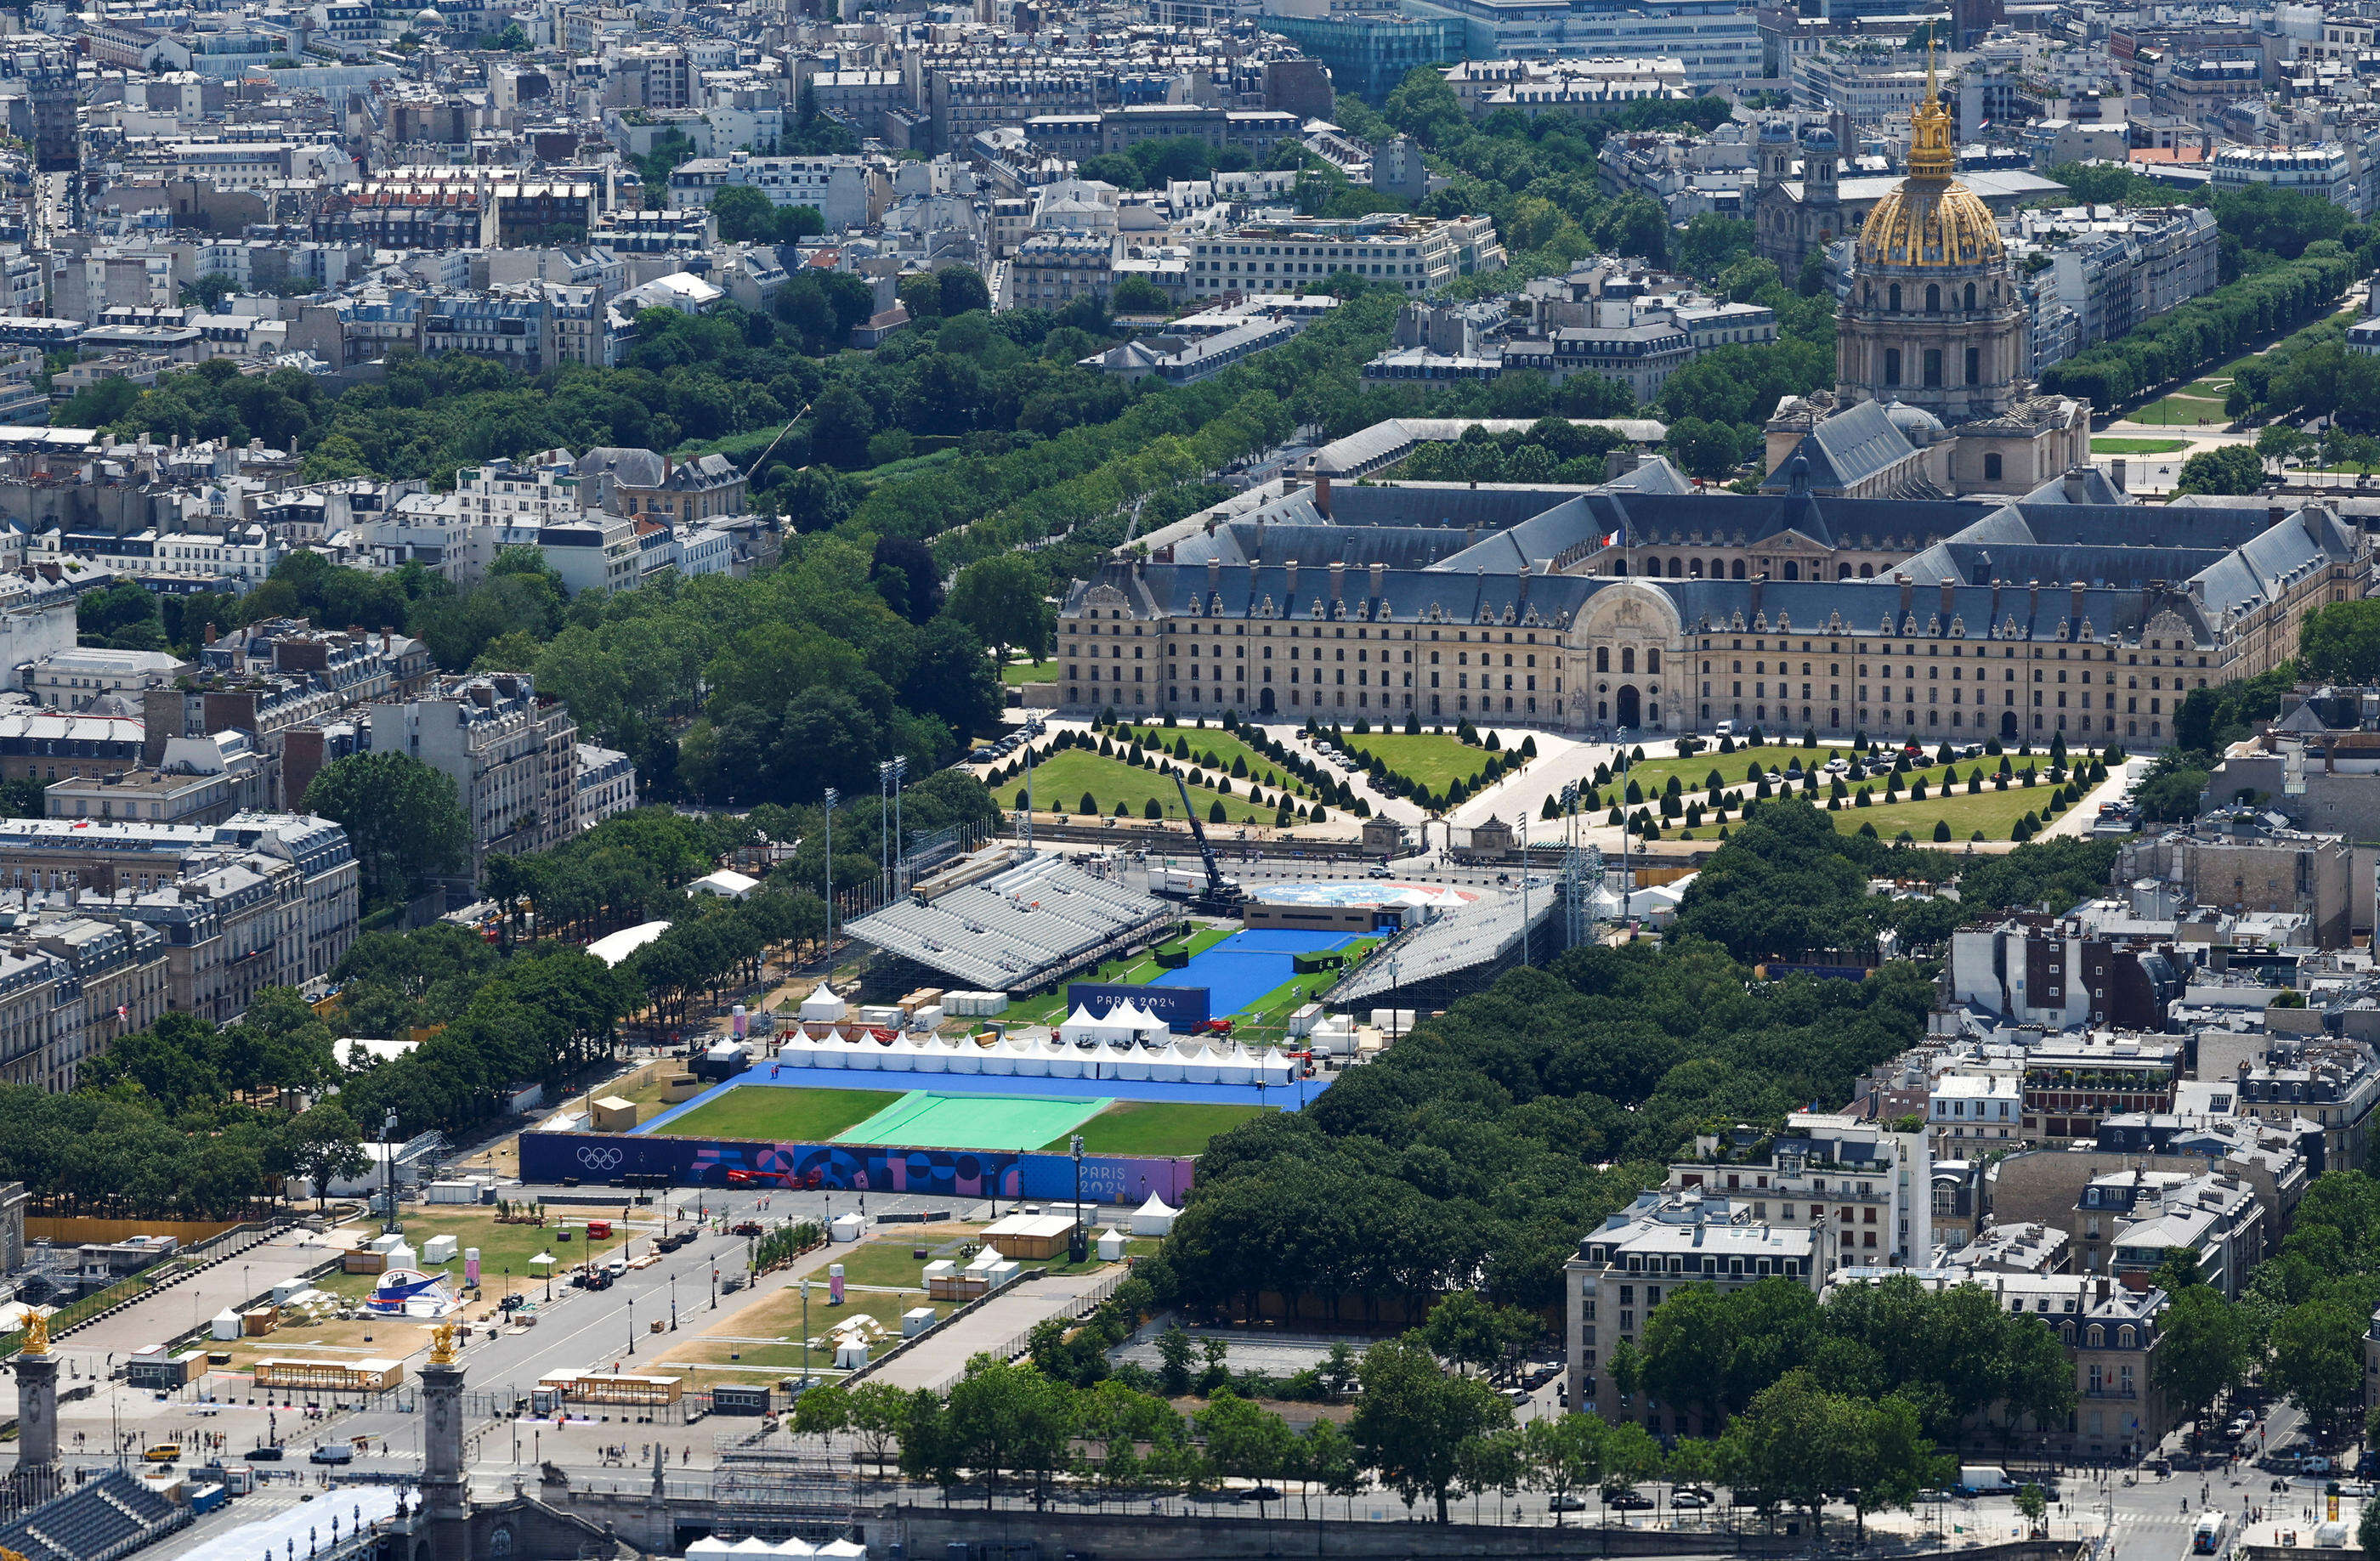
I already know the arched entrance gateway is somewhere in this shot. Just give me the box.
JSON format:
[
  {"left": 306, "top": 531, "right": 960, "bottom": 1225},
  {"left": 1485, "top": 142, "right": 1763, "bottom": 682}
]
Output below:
[
  {"left": 1258, "top": 687, "right": 1276, "bottom": 715},
  {"left": 1576, "top": 580, "right": 1682, "bottom": 738}
]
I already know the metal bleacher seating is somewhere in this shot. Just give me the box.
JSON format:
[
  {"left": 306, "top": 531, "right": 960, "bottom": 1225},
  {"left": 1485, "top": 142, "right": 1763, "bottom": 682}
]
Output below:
[
  {"left": 0, "top": 1470, "right": 190, "bottom": 1561},
  {"left": 847, "top": 854, "right": 1175, "bottom": 990}
]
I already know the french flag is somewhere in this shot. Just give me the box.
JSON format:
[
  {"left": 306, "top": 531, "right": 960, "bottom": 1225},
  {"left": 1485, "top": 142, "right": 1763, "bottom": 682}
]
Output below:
[{"left": 1601, "top": 527, "right": 1623, "bottom": 548}]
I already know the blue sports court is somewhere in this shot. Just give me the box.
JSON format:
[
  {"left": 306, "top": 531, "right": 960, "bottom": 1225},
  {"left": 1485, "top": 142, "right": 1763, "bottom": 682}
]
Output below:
[{"left": 1150, "top": 930, "right": 1366, "bottom": 1015}]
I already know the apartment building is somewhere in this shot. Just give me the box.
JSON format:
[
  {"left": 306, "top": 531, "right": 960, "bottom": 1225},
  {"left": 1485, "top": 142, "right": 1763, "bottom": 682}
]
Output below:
[
  {"left": 0, "top": 812, "right": 358, "bottom": 1013},
  {"left": 665, "top": 153, "right": 888, "bottom": 231},
  {"left": 1665, "top": 1112, "right": 1932, "bottom": 1267},
  {"left": 368, "top": 674, "right": 577, "bottom": 872},
  {"left": 43, "top": 732, "right": 272, "bottom": 829},
  {"left": 10, "top": 914, "right": 170, "bottom": 1092},
  {"left": 1563, "top": 1191, "right": 1828, "bottom": 1428},
  {"left": 0, "top": 710, "right": 144, "bottom": 785},
  {"left": 1827, "top": 1267, "right": 2170, "bottom": 1462},
  {"left": 17, "top": 648, "right": 186, "bottom": 712},
  {"left": 1186, "top": 214, "right": 1505, "bottom": 301},
  {"left": 575, "top": 743, "right": 637, "bottom": 832}
]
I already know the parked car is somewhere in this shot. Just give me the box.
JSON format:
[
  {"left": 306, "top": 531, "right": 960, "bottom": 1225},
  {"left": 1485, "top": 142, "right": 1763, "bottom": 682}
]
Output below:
[
  {"left": 308, "top": 1445, "right": 353, "bottom": 1467},
  {"left": 1604, "top": 1490, "right": 1655, "bottom": 1510},
  {"left": 1550, "top": 1495, "right": 1590, "bottom": 1513},
  {"left": 1670, "top": 1492, "right": 1712, "bottom": 1509}
]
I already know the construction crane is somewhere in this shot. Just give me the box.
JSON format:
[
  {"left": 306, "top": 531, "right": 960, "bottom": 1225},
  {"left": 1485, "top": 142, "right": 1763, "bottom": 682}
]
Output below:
[{"left": 1171, "top": 772, "right": 1244, "bottom": 915}]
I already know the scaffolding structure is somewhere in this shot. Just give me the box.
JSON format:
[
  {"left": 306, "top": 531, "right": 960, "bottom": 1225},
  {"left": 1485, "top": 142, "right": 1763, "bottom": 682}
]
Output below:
[
  {"left": 1557, "top": 781, "right": 1602, "bottom": 953},
  {"left": 709, "top": 1430, "right": 857, "bottom": 1541}
]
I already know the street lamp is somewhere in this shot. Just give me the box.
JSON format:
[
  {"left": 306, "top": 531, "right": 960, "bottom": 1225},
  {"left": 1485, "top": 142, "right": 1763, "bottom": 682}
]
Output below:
[
  {"left": 1068, "top": 1135, "right": 1086, "bottom": 1264},
  {"left": 670, "top": 1272, "right": 677, "bottom": 1332},
  {"left": 800, "top": 1279, "right": 811, "bottom": 1386},
  {"left": 822, "top": 787, "right": 837, "bottom": 962},
  {"left": 626, "top": 1298, "right": 635, "bottom": 1356},
  {"left": 380, "top": 1108, "right": 402, "bottom": 1236}
]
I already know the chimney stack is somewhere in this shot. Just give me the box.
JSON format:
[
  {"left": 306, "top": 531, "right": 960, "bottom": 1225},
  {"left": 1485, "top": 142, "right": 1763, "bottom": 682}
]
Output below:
[
  {"left": 1312, "top": 471, "right": 1332, "bottom": 518},
  {"left": 1896, "top": 573, "right": 1913, "bottom": 618},
  {"left": 1206, "top": 557, "right": 1221, "bottom": 596},
  {"left": 1941, "top": 580, "right": 1956, "bottom": 624},
  {"left": 1328, "top": 561, "right": 1345, "bottom": 600},
  {"left": 1284, "top": 560, "right": 1299, "bottom": 601},
  {"left": 2071, "top": 580, "right": 2088, "bottom": 628},
  {"left": 1369, "top": 561, "right": 1386, "bottom": 600}
]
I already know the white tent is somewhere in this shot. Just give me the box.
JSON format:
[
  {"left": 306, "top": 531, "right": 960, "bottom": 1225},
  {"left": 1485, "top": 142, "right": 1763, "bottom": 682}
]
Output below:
[
  {"left": 883, "top": 1033, "right": 924, "bottom": 1068},
  {"left": 1215, "top": 1042, "right": 1255, "bottom": 1085},
  {"left": 815, "top": 1542, "right": 868, "bottom": 1558},
  {"left": 1182, "top": 1044, "right": 1222, "bottom": 1084},
  {"left": 731, "top": 1539, "right": 779, "bottom": 1557},
  {"left": 797, "top": 990, "right": 847, "bottom": 1023},
  {"left": 1110, "top": 999, "right": 1165, "bottom": 1038},
  {"left": 1111, "top": 1047, "right": 1151, "bottom": 1080},
  {"left": 846, "top": 1037, "right": 882, "bottom": 1071},
  {"left": 980, "top": 1040, "right": 1017, "bottom": 1076},
  {"left": 1142, "top": 1043, "right": 1186, "bottom": 1083},
  {"left": 1045, "top": 1039, "right": 1085, "bottom": 1079},
  {"left": 812, "top": 1032, "right": 847, "bottom": 1069},
  {"left": 913, "top": 1037, "right": 952, "bottom": 1073},
  {"left": 947, "top": 1040, "right": 986, "bottom": 1075},
  {"left": 1130, "top": 1192, "right": 1178, "bottom": 1236},
  {"left": 769, "top": 1542, "right": 819, "bottom": 1558},
  {"left": 1059, "top": 1004, "right": 1130, "bottom": 1048},
  {"left": 684, "top": 1539, "right": 738, "bottom": 1561},
  {"left": 1259, "top": 1048, "right": 1298, "bottom": 1085},
  {"left": 1012, "top": 1036, "right": 1051, "bottom": 1077},
  {"left": 1096, "top": 1228, "right": 1128, "bottom": 1261}
]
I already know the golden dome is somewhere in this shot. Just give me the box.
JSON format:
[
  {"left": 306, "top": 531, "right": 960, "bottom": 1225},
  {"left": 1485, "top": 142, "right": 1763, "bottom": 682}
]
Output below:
[{"left": 1855, "top": 46, "right": 2004, "bottom": 271}]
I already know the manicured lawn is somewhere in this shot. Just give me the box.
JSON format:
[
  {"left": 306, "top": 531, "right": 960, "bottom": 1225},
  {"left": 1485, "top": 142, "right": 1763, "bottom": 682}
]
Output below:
[
  {"left": 1119, "top": 725, "right": 1322, "bottom": 799},
  {"left": 1821, "top": 785, "right": 2069, "bottom": 842},
  {"left": 1000, "top": 659, "right": 1058, "bottom": 687},
  {"left": 2183, "top": 378, "right": 2232, "bottom": 397},
  {"left": 2091, "top": 437, "right": 2187, "bottom": 455},
  {"left": 1604, "top": 744, "right": 1854, "bottom": 803},
  {"left": 655, "top": 1086, "right": 905, "bottom": 1143},
  {"left": 1621, "top": 749, "right": 2100, "bottom": 841},
  {"left": 1005, "top": 750, "right": 1288, "bottom": 826},
  {"left": 1051, "top": 1100, "right": 1273, "bottom": 1157},
  {"left": 2129, "top": 395, "right": 2229, "bottom": 427},
  {"left": 1340, "top": 732, "right": 1499, "bottom": 794}
]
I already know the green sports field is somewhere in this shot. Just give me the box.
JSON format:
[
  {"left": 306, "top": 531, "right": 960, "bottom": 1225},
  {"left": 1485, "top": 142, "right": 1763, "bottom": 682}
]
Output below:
[
  {"left": 659, "top": 1087, "right": 900, "bottom": 1142},
  {"left": 646, "top": 1083, "right": 1278, "bottom": 1157},
  {"left": 837, "top": 1092, "right": 1110, "bottom": 1151}
]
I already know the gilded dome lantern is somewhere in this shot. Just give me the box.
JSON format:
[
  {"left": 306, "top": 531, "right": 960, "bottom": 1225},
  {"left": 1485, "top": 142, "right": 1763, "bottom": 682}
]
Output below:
[{"left": 1856, "top": 48, "right": 2001, "bottom": 273}]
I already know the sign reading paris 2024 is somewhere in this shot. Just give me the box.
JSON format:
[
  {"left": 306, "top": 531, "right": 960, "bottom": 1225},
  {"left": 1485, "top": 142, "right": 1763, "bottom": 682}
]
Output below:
[{"left": 1064, "top": 983, "right": 1209, "bottom": 1033}]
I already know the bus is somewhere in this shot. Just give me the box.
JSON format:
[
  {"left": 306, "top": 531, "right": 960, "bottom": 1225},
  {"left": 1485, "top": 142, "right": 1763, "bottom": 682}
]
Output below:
[{"left": 2193, "top": 1512, "right": 2233, "bottom": 1554}]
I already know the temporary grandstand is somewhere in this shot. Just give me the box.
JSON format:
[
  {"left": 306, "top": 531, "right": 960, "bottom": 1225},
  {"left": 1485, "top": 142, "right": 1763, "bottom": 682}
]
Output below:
[
  {"left": 1325, "top": 882, "right": 1561, "bottom": 1012},
  {"left": 0, "top": 1471, "right": 190, "bottom": 1561},
  {"left": 844, "top": 852, "right": 1175, "bottom": 993}
]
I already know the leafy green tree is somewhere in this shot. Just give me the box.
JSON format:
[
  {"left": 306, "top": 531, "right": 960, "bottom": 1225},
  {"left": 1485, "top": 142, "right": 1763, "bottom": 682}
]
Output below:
[
  {"left": 1198, "top": 1390, "right": 1295, "bottom": 1514},
  {"left": 2176, "top": 445, "right": 2265, "bottom": 495},
  {"left": 303, "top": 752, "right": 471, "bottom": 908},
  {"left": 1350, "top": 1333, "right": 1512, "bottom": 1522},
  {"left": 708, "top": 184, "right": 778, "bottom": 243},
  {"left": 1522, "top": 1414, "right": 1605, "bottom": 1524},
  {"left": 2270, "top": 1299, "right": 2368, "bottom": 1433},
  {"left": 946, "top": 552, "right": 1051, "bottom": 663},
  {"left": 2302, "top": 600, "right": 2380, "bottom": 684},
  {"left": 943, "top": 1358, "right": 1078, "bottom": 1507},
  {"left": 283, "top": 1104, "right": 368, "bottom": 1208}
]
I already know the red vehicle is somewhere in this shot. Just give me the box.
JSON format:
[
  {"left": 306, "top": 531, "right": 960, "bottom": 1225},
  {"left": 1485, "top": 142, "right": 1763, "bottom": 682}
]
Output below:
[
  {"left": 723, "top": 1168, "right": 756, "bottom": 1185},
  {"left": 1197, "top": 1018, "right": 1234, "bottom": 1036},
  {"left": 586, "top": 1219, "right": 612, "bottom": 1239},
  {"left": 731, "top": 1221, "right": 764, "bottom": 1237}
]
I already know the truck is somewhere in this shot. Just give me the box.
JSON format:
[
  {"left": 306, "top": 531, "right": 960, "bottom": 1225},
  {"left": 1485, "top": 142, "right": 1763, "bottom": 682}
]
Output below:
[
  {"left": 1953, "top": 1466, "right": 2016, "bottom": 1497},
  {"left": 188, "top": 1485, "right": 229, "bottom": 1515},
  {"left": 1147, "top": 866, "right": 1203, "bottom": 899}
]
